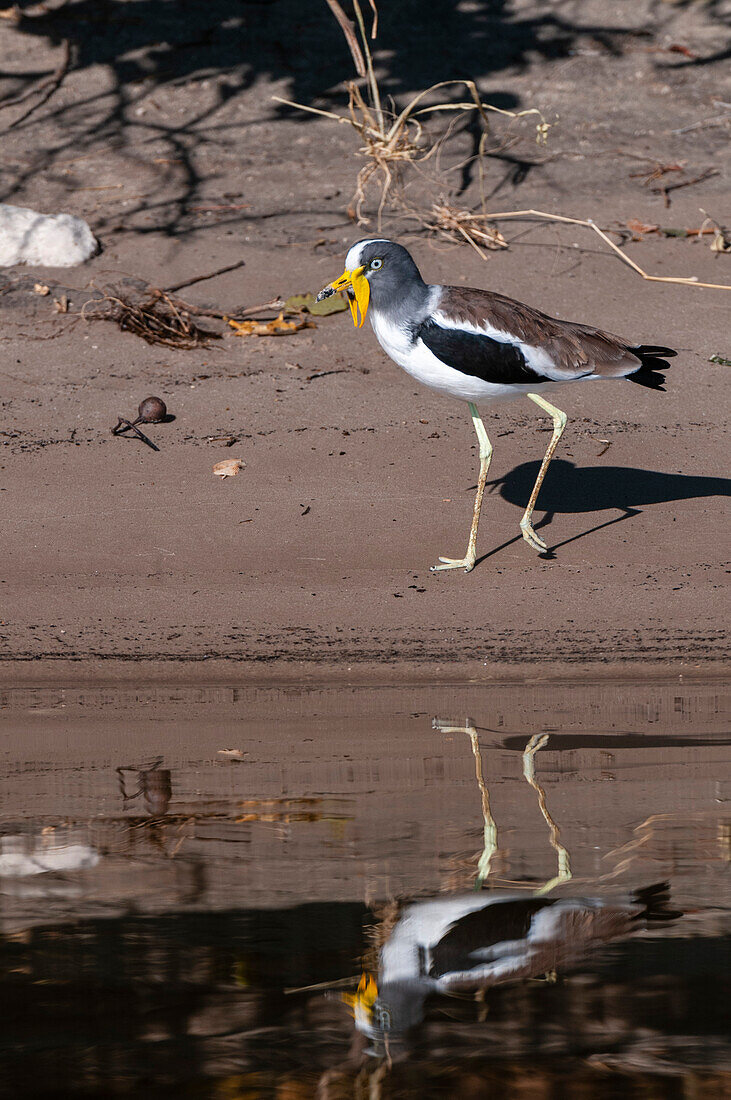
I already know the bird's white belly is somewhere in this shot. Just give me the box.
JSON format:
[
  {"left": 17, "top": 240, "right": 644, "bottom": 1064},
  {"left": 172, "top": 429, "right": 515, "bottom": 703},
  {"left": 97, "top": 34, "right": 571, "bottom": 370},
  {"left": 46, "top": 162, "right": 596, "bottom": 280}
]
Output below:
[{"left": 370, "top": 312, "right": 570, "bottom": 406}]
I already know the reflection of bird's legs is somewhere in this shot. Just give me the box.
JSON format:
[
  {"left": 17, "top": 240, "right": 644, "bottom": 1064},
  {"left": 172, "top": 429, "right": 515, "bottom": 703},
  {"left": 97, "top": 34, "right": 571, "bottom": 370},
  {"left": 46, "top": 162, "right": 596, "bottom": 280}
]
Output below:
[
  {"left": 432, "top": 402, "right": 493, "bottom": 573},
  {"left": 520, "top": 393, "right": 567, "bottom": 553},
  {"left": 434, "top": 718, "right": 498, "bottom": 887},
  {"left": 522, "top": 733, "right": 572, "bottom": 894}
]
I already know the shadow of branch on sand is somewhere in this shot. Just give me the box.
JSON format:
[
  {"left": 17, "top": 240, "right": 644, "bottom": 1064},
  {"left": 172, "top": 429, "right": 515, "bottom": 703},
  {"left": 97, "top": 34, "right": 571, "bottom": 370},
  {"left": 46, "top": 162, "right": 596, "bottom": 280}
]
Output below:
[{"left": 0, "top": 0, "right": 671, "bottom": 238}]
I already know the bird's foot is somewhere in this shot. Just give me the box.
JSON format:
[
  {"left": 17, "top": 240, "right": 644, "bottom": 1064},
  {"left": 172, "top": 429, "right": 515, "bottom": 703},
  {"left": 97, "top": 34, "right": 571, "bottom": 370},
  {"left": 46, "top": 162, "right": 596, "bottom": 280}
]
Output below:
[
  {"left": 431, "top": 554, "right": 476, "bottom": 574},
  {"left": 520, "top": 519, "right": 547, "bottom": 553}
]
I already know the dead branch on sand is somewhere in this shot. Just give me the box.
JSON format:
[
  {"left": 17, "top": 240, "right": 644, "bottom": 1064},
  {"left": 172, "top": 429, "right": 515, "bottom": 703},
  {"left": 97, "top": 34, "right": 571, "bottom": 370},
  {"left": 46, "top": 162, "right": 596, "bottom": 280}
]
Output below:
[
  {"left": 455, "top": 209, "right": 731, "bottom": 291},
  {"left": 81, "top": 284, "right": 221, "bottom": 349},
  {"left": 79, "top": 262, "right": 324, "bottom": 346}
]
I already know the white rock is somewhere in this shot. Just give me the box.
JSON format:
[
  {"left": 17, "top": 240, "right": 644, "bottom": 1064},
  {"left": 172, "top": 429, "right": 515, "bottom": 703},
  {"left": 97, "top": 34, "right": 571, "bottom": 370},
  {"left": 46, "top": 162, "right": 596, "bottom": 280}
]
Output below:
[{"left": 0, "top": 202, "right": 98, "bottom": 267}]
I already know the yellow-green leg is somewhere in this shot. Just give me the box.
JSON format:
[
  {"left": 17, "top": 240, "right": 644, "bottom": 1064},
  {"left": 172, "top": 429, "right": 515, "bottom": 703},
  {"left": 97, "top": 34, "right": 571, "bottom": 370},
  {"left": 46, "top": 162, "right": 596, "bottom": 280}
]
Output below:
[
  {"left": 522, "top": 733, "right": 572, "bottom": 895},
  {"left": 434, "top": 718, "right": 499, "bottom": 887},
  {"left": 520, "top": 393, "right": 567, "bottom": 553},
  {"left": 432, "top": 402, "right": 492, "bottom": 573}
]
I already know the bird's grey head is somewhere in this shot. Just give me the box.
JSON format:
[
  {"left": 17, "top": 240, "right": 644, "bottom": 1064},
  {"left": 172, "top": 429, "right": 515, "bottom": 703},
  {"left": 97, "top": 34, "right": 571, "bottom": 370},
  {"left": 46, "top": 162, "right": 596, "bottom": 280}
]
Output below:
[
  {"left": 352, "top": 979, "right": 429, "bottom": 1042},
  {"left": 316, "top": 238, "right": 428, "bottom": 328}
]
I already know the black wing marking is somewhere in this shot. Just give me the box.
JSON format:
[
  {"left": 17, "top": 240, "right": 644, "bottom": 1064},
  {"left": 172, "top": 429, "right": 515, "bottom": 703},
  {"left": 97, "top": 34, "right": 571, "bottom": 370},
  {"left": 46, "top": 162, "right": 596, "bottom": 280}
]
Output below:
[
  {"left": 429, "top": 899, "right": 553, "bottom": 978},
  {"left": 415, "top": 318, "right": 546, "bottom": 385}
]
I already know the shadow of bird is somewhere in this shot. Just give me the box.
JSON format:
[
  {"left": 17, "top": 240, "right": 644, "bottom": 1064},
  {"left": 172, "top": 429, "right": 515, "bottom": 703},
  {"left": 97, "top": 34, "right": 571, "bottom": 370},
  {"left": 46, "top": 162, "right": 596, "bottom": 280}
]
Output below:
[{"left": 489, "top": 459, "right": 730, "bottom": 515}]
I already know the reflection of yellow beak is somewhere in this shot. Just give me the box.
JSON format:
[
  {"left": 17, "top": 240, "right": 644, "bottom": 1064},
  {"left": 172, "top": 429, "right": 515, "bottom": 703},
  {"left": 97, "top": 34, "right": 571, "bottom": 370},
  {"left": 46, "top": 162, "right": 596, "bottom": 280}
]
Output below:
[
  {"left": 323, "top": 265, "right": 370, "bottom": 328},
  {"left": 342, "top": 972, "right": 378, "bottom": 1018}
]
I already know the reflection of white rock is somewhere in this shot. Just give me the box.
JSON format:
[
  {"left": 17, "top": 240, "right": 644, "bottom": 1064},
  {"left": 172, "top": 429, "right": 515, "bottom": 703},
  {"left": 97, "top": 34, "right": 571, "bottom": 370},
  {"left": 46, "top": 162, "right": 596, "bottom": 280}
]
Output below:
[
  {"left": 0, "top": 834, "right": 100, "bottom": 876},
  {"left": 0, "top": 203, "right": 98, "bottom": 267}
]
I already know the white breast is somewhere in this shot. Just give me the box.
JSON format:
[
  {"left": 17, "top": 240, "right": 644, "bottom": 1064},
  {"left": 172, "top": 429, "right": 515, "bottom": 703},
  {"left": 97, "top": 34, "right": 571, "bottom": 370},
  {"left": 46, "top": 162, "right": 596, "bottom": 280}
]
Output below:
[
  {"left": 369, "top": 309, "right": 568, "bottom": 405},
  {"left": 381, "top": 895, "right": 493, "bottom": 982}
]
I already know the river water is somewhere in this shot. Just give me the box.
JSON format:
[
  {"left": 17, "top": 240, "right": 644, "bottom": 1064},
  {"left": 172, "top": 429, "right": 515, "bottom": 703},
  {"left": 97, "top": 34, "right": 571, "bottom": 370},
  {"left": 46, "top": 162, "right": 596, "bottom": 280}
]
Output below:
[{"left": 1, "top": 676, "right": 728, "bottom": 1097}]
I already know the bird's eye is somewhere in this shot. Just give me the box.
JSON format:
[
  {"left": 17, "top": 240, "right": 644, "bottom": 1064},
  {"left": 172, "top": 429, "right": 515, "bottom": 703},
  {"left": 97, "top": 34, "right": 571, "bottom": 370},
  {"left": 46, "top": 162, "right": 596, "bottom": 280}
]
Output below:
[{"left": 370, "top": 258, "right": 383, "bottom": 270}]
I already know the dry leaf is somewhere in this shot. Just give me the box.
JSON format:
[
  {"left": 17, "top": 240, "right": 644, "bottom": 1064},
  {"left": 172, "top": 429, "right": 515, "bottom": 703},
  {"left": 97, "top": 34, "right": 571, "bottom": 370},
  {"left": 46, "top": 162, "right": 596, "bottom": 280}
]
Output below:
[
  {"left": 53, "top": 294, "right": 69, "bottom": 313},
  {"left": 285, "top": 291, "right": 348, "bottom": 316},
  {"left": 0, "top": 6, "right": 19, "bottom": 20},
  {"left": 213, "top": 458, "right": 244, "bottom": 479},
  {"left": 33, "top": 283, "right": 50, "bottom": 296},
  {"left": 710, "top": 229, "right": 731, "bottom": 254},
  {"left": 227, "top": 311, "right": 315, "bottom": 337},
  {"left": 625, "top": 219, "right": 659, "bottom": 237},
  {"left": 217, "top": 748, "right": 247, "bottom": 759}
]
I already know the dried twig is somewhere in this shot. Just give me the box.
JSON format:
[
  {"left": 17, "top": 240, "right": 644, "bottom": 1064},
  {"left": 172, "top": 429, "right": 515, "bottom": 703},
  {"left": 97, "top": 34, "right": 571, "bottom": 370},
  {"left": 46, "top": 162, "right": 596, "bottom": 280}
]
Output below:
[
  {"left": 111, "top": 417, "right": 159, "bottom": 452},
  {"left": 323, "top": 0, "right": 366, "bottom": 77},
  {"left": 189, "top": 203, "right": 252, "bottom": 213},
  {"left": 651, "top": 168, "right": 720, "bottom": 208},
  {"left": 410, "top": 200, "right": 508, "bottom": 259},
  {"left": 174, "top": 297, "right": 286, "bottom": 322},
  {"left": 164, "top": 259, "right": 246, "bottom": 294},
  {"left": 474, "top": 209, "right": 731, "bottom": 291}
]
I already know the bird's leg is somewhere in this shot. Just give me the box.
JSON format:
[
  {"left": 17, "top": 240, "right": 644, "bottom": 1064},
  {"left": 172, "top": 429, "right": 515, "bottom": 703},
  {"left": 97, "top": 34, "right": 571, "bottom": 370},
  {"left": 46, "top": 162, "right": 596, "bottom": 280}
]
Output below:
[
  {"left": 431, "top": 403, "right": 492, "bottom": 573},
  {"left": 520, "top": 393, "right": 567, "bottom": 553},
  {"left": 433, "top": 718, "right": 498, "bottom": 888},
  {"left": 522, "top": 733, "right": 572, "bottom": 895}
]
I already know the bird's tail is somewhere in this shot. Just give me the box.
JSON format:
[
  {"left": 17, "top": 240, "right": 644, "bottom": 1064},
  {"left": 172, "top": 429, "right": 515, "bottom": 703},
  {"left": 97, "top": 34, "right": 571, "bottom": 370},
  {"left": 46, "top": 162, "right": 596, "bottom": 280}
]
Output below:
[
  {"left": 630, "top": 881, "right": 681, "bottom": 922},
  {"left": 627, "top": 345, "right": 677, "bottom": 391}
]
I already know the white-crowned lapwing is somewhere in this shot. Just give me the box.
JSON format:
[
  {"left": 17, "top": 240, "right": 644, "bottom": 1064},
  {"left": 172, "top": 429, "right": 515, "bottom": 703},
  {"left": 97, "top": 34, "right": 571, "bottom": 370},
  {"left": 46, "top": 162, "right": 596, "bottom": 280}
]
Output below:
[{"left": 317, "top": 240, "right": 676, "bottom": 573}]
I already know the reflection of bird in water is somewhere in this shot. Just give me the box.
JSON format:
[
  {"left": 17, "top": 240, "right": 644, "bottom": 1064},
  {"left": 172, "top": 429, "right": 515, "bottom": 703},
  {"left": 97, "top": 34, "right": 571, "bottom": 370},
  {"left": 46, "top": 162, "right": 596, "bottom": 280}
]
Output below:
[
  {"left": 351, "top": 883, "right": 677, "bottom": 1042},
  {"left": 434, "top": 720, "right": 571, "bottom": 891},
  {"left": 346, "top": 720, "right": 678, "bottom": 1043}
]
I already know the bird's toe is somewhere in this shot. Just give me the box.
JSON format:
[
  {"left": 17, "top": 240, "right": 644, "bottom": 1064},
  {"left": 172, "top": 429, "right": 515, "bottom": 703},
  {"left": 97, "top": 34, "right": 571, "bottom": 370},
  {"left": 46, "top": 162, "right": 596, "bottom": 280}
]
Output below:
[
  {"left": 520, "top": 523, "right": 547, "bottom": 553},
  {"left": 431, "top": 555, "right": 476, "bottom": 573}
]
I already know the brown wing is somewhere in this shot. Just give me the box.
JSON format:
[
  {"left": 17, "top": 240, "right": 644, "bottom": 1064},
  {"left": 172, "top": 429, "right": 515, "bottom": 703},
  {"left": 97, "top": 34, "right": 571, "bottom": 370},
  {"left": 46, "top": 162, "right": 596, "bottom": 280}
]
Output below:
[{"left": 438, "top": 286, "right": 641, "bottom": 380}]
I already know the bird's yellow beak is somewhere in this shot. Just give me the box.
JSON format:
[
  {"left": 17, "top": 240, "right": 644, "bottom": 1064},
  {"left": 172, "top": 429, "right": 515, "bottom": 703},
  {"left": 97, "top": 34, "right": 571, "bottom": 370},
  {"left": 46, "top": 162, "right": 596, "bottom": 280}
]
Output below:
[
  {"left": 318, "top": 265, "right": 370, "bottom": 328},
  {"left": 341, "top": 972, "right": 378, "bottom": 1018}
]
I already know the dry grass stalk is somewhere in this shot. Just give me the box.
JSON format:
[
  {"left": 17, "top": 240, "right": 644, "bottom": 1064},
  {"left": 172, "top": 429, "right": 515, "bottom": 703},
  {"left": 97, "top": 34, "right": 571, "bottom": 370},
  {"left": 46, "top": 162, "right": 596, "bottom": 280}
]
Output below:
[
  {"left": 417, "top": 201, "right": 508, "bottom": 259},
  {"left": 276, "top": 79, "right": 548, "bottom": 226},
  {"left": 82, "top": 285, "right": 220, "bottom": 348},
  {"left": 429, "top": 207, "right": 730, "bottom": 291},
  {"left": 362, "top": 897, "right": 403, "bottom": 971},
  {"left": 274, "top": 0, "right": 549, "bottom": 226}
]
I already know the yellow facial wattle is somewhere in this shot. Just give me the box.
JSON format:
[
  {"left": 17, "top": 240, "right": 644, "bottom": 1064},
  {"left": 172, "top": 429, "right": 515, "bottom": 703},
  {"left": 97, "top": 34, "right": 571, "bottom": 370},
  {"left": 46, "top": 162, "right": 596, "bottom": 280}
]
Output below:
[
  {"left": 341, "top": 972, "right": 378, "bottom": 1018},
  {"left": 320, "top": 265, "right": 370, "bottom": 328}
]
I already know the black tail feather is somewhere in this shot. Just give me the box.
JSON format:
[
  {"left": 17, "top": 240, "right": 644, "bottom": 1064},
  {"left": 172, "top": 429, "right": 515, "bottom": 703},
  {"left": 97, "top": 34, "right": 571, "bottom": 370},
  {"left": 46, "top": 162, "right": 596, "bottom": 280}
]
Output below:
[
  {"left": 627, "top": 344, "right": 676, "bottom": 390},
  {"left": 631, "top": 881, "right": 682, "bottom": 922},
  {"left": 635, "top": 345, "right": 677, "bottom": 358}
]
